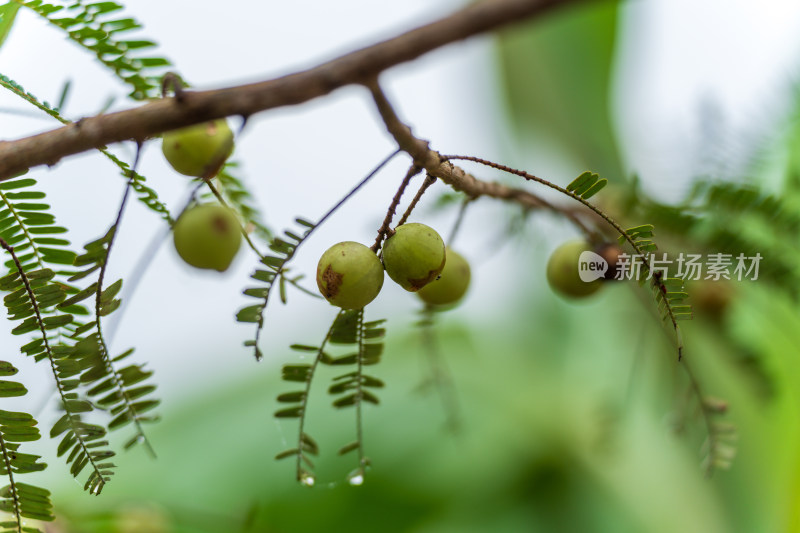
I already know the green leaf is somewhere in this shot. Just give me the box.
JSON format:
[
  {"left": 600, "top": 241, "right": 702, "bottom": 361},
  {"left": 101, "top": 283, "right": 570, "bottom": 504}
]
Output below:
[
  {"left": 0, "top": 178, "right": 35, "bottom": 190},
  {"left": 566, "top": 171, "right": 594, "bottom": 192},
  {"left": 274, "top": 448, "right": 299, "bottom": 461},
  {"left": 274, "top": 406, "right": 303, "bottom": 419},
  {"left": 580, "top": 178, "right": 607, "bottom": 199},
  {"left": 277, "top": 391, "right": 305, "bottom": 403},
  {"left": 0, "top": 2, "right": 21, "bottom": 50},
  {"left": 338, "top": 441, "right": 360, "bottom": 456},
  {"left": 0, "top": 362, "right": 17, "bottom": 377}
]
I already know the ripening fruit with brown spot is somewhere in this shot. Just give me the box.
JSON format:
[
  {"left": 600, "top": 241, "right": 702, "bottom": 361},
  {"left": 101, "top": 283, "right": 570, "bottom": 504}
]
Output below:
[
  {"left": 546, "top": 240, "right": 602, "bottom": 299},
  {"left": 316, "top": 242, "right": 384, "bottom": 309},
  {"left": 173, "top": 204, "right": 242, "bottom": 272},
  {"left": 161, "top": 119, "right": 234, "bottom": 178},
  {"left": 382, "top": 223, "right": 446, "bottom": 292},
  {"left": 417, "top": 248, "right": 470, "bottom": 307}
]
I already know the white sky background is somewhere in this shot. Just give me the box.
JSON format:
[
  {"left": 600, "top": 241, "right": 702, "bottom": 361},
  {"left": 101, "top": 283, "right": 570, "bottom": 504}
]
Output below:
[{"left": 0, "top": 0, "right": 800, "bottom": 412}]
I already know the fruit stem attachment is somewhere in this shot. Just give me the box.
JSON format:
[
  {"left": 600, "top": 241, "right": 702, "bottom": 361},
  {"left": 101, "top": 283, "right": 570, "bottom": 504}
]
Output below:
[
  {"left": 397, "top": 174, "right": 437, "bottom": 227},
  {"left": 161, "top": 72, "right": 187, "bottom": 102},
  {"left": 203, "top": 178, "right": 264, "bottom": 258},
  {"left": 371, "top": 164, "right": 422, "bottom": 253},
  {"left": 366, "top": 79, "right": 594, "bottom": 237}
]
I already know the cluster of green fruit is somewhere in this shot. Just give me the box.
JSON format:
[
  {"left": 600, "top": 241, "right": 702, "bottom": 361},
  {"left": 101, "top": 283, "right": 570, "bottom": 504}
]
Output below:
[
  {"left": 158, "top": 117, "right": 618, "bottom": 304},
  {"left": 316, "top": 223, "right": 471, "bottom": 310},
  {"left": 161, "top": 119, "right": 243, "bottom": 273}
]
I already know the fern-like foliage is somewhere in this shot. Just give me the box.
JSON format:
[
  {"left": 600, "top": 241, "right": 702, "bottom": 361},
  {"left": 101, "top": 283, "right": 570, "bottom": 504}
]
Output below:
[
  {"left": 0, "top": 73, "right": 172, "bottom": 223},
  {"left": 61, "top": 214, "right": 159, "bottom": 455},
  {"left": 273, "top": 312, "right": 342, "bottom": 485},
  {"left": 16, "top": 0, "right": 170, "bottom": 100},
  {"left": 274, "top": 310, "right": 385, "bottom": 485},
  {"left": 635, "top": 180, "right": 800, "bottom": 297},
  {"left": 566, "top": 170, "right": 608, "bottom": 200},
  {"left": 326, "top": 310, "right": 385, "bottom": 483},
  {"left": 0, "top": 360, "right": 55, "bottom": 532},
  {"left": 237, "top": 217, "right": 317, "bottom": 361},
  {"left": 0, "top": 239, "right": 114, "bottom": 496},
  {"left": 615, "top": 223, "right": 692, "bottom": 359},
  {"left": 0, "top": 171, "right": 157, "bottom": 493},
  {"left": 619, "top": 224, "right": 657, "bottom": 253},
  {"left": 0, "top": 3, "right": 21, "bottom": 49}
]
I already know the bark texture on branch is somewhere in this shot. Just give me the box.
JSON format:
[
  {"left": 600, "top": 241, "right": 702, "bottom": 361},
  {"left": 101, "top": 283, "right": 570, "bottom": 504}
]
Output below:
[{"left": 0, "top": 0, "right": 586, "bottom": 180}]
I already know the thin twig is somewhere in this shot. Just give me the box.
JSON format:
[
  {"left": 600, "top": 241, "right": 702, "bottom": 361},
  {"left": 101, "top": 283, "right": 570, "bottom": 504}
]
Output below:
[
  {"left": 397, "top": 174, "right": 437, "bottom": 227},
  {"left": 204, "top": 179, "right": 264, "bottom": 258},
  {"left": 448, "top": 198, "right": 472, "bottom": 247},
  {"left": 419, "top": 308, "right": 462, "bottom": 434},
  {"left": 294, "top": 310, "right": 342, "bottom": 482},
  {"left": 355, "top": 309, "right": 367, "bottom": 471},
  {"left": 371, "top": 165, "right": 422, "bottom": 252},
  {"left": 94, "top": 145, "right": 157, "bottom": 458}
]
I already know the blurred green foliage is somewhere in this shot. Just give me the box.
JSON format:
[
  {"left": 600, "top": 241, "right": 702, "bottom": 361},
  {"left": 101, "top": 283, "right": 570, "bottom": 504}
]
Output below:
[
  {"left": 7, "top": 2, "right": 800, "bottom": 532},
  {"left": 495, "top": 1, "right": 624, "bottom": 179}
]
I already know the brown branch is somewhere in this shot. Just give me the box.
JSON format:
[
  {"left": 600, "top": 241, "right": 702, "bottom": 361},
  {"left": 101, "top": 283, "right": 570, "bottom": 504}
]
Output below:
[
  {"left": 0, "top": 0, "right": 586, "bottom": 181},
  {"left": 364, "top": 80, "right": 595, "bottom": 235}
]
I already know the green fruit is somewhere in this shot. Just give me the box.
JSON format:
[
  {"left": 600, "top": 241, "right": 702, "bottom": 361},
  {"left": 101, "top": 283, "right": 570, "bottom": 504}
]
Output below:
[
  {"left": 546, "top": 240, "right": 602, "bottom": 299},
  {"left": 418, "top": 248, "right": 470, "bottom": 306},
  {"left": 317, "top": 242, "right": 384, "bottom": 309},
  {"left": 173, "top": 204, "right": 242, "bottom": 272},
  {"left": 382, "top": 223, "right": 446, "bottom": 292},
  {"left": 161, "top": 119, "right": 234, "bottom": 178}
]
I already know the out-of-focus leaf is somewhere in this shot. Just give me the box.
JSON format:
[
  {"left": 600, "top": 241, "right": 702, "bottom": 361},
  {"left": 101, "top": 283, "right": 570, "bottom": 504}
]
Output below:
[
  {"left": 495, "top": 1, "right": 623, "bottom": 179},
  {"left": 0, "top": 2, "right": 20, "bottom": 50}
]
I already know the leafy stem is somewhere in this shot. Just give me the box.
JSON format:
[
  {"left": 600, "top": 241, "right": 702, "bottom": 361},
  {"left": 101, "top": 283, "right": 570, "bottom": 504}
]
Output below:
[
  {"left": 0, "top": 238, "right": 108, "bottom": 494},
  {"left": 293, "top": 311, "right": 342, "bottom": 482},
  {"left": 93, "top": 160, "right": 156, "bottom": 458},
  {"left": 354, "top": 309, "right": 366, "bottom": 470},
  {"left": 441, "top": 154, "right": 683, "bottom": 360},
  {"left": 371, "top": 165, "right": 422, "bottom": 253},
  {"left": 0, "top": 432, "right": 22, "bottom": 533}
]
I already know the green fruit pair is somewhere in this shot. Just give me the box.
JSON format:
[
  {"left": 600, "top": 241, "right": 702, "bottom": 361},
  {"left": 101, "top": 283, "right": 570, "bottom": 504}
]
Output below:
[
  {"left": 173, "top": 204, "right": 242, "bottom": 272},
  {"left": 315, "top": 223, "right": 450, "bottom": 310},
  {"left": 161, "top": 119, "right": 234, "bottom": 178}
]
